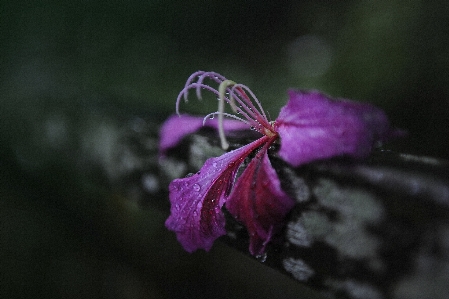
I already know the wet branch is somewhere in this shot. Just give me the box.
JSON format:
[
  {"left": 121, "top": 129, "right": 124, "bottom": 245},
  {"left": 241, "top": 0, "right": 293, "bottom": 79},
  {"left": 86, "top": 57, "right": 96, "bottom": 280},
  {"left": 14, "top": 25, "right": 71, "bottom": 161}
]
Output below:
[{"left": 153, "top": 129, "right": 449, "bottom": 299}]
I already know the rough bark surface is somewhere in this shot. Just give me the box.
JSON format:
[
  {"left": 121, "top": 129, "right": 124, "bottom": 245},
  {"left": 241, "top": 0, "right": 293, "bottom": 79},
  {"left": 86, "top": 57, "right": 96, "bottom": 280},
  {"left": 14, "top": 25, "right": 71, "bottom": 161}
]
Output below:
[
  {"left": 151, "top": 127, "right": 449, "bottom": 299},
  {"left": 99, "top": 115, "right": 449, "bottom": 299}
]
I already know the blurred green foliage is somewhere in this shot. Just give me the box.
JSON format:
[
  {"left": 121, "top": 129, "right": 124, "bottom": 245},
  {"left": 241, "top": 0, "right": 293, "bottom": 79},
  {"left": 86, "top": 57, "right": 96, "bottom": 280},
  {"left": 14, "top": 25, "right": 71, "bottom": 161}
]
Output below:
[
  {"left": 1, "top": 0, "right": 448, "bottom": 298},
  {"left": 1, "top": 0, "right": 448, "bottom": 157}
]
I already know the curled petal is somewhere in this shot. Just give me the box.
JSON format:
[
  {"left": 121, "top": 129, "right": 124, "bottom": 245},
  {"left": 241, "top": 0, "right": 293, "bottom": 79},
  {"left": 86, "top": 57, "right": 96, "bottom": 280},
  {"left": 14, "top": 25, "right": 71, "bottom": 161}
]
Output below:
[
  {"left": 165, "top": 137, "right": 269, "bottom": 252},
  {"left": 276, "top": 90, "right": 400, "bottom": 167},
  {"left": 226, "top": 146, "right": 295, "bottom": 256},
  {"left": 159, "top": 114, "right": 250, "bottom": 156}
]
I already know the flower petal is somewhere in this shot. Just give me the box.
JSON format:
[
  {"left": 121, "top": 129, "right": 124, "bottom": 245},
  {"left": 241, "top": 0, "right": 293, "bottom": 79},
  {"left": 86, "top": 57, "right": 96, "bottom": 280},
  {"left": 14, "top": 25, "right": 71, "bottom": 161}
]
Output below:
[
  {"left": 159, "top": 114, "right": 250, "bottom": 156},
  {"left": 226, "top": 148, "right": 295, "bottom": 256},
  {"left": 165, "top": 137, "right": 269, "bottom": 252},
  {"left": 276, "top": 90, "right": 398, "bottom": 167}
]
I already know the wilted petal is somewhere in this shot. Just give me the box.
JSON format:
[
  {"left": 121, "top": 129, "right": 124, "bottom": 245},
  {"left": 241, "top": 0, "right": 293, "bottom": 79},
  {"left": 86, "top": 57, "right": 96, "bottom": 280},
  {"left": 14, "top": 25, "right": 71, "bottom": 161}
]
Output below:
[
  {"left": 276, "top": 90, "right": 397, "bottom": 167},
  {"left": 226, "top": 148, "right": 295, "bottom": 256},
  {"left": 159, "top": 114, "right": 250, "bottom": 155},
  {"left": 165, "top": 137, "right": 269, "bottom": 252}
]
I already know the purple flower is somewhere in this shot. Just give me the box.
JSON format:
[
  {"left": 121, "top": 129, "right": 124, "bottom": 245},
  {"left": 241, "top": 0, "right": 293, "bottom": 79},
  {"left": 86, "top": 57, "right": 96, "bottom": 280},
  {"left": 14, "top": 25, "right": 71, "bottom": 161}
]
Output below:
[{"left": 161, "top": 71, "right": 400, "bottom": 256}]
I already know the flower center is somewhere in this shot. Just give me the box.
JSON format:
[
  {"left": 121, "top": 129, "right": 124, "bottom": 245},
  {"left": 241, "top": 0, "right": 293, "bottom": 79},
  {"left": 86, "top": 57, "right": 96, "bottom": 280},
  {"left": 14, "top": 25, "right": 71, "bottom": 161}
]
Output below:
[
  {"left": 263, "top": 121, "right": 277, "bottom": 138},
  {"left": 217, "top": 79, "right": 276, "bottom": 149}
]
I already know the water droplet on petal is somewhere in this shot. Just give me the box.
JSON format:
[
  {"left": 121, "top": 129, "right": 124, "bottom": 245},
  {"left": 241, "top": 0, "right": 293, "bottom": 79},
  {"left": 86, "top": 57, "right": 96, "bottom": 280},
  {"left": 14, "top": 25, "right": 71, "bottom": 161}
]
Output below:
[{"left": 193, "top": 183, "right": 201, "bottom": 192}]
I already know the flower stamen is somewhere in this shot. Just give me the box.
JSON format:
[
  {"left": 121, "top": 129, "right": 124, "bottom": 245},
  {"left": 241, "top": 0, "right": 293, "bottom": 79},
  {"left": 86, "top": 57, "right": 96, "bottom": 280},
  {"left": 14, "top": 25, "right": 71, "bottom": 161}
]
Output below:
[
  {"left": 176, "top": 71, "right": 278, "bottom": 149},
  {"left": 218, "top": 80, "right": 238, "bottom": 150}
]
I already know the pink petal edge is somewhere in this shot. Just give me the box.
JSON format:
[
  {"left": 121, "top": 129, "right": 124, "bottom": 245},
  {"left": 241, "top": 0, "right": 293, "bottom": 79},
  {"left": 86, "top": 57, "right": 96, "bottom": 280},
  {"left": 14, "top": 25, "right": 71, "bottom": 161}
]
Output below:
[
  {"left": 165, "top": 136, "right": 269, "bottom": 252},
  {"left": 159, "top": 114, "right": 249, "bottom": 156},
  {"left": 226, "top": 148, "right": 295, "bottom": 256},
  {"left": 276, "top": 90, "right": 398, "bottom": 167}
]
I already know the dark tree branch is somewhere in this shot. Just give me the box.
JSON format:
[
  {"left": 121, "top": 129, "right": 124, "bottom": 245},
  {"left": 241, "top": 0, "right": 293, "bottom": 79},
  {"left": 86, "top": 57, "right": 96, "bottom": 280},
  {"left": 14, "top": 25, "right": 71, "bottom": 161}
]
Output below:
[
  {"left": 7, "top": 97, "right": 448, "bottom": 299},
  {"left": 49, "top": 108, "right": 445, "bottom": 299},
  {"left": 153, "top": 128, "right": 449, "bottom": 299}
]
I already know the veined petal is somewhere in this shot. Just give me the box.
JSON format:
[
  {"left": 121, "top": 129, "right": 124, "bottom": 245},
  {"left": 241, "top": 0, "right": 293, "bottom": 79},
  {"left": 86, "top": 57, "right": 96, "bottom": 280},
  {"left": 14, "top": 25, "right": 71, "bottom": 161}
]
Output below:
[
  {"left": 226, "top": 145, "right": 295, "bottom": 256},
  {"left": 165, "top": 136, "right": 269, "bottom": 252},
  {"left": 276, "top": 90, "right": 398, "bottom": 167},
  {"left": 159, "top": 114, "right": 250, "bottom": 156}
]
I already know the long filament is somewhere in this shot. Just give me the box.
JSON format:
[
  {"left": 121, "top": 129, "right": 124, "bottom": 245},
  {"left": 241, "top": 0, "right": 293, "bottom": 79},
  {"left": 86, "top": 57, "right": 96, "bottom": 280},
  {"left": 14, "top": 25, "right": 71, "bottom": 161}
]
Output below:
[
  {"left": 203, "top": 112, "right": 249, "bottom": 126},
  {"left": 218, "top": 80, "right": 237, "bottom": 150}
]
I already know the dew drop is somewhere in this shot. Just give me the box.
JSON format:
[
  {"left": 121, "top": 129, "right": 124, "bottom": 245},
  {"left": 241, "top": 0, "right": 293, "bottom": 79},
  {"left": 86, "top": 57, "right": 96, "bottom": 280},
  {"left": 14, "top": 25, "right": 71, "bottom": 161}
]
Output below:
[
  {"left": 255, "top": 252, "right": 267, "bottom": 263},
  {"left": 193, "top": 183, "right": 201, "bottom": 192},
  {"left": 175, "top": 204, "right": 180, "bottom": 211},
  {"left": 212, "top": 162, "right": 218, "bottom": 168},
  {"left": 169, "top": 184, "right": 178, "bottom": 192}
]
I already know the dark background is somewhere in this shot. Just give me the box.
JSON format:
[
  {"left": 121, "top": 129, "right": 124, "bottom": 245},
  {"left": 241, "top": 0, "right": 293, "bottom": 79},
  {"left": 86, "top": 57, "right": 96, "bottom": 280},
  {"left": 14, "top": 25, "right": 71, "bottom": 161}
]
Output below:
[{"left": 1, "top": 1, "right": 448, "bottom": 298}]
